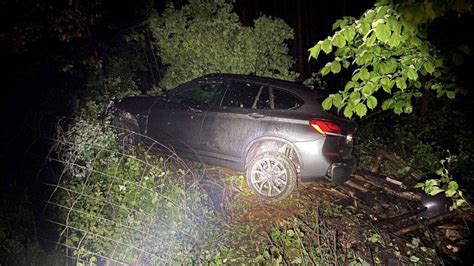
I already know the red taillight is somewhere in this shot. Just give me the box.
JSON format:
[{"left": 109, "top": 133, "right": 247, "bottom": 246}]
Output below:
[{"left": 309, "top": 119, "right": 342, "bottom": 136}]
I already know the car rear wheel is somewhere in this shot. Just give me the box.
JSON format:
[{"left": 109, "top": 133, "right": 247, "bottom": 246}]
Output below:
[{"left": 246, "top": 152, "right": 297, "bottom": 201}]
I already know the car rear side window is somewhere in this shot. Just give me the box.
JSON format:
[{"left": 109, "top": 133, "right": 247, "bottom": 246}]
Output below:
[
  {"left": 221, "top": 82, "right": 270, "bottom": 109},
  {"left": 272, "top": 89, "right": 303, "bottom": 110}
]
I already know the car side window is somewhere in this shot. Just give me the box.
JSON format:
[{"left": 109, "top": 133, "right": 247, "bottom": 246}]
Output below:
[
  {"left": 221, "top": 82, "right": 270, "bottom": 109},
  {"left": 272, "top": 89, "right": 303, "bottom": 110},
  {"left": 170, "top": 82, "right": 221, "bottom": 106}
]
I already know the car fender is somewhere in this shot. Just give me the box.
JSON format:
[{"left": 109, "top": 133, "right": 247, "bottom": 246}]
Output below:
[{"left": 243, "top": 136, "right": 303, "bottom": 171}]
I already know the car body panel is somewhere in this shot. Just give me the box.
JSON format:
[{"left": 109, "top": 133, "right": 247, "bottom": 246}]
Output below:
[
  {"left": 148, "top": 101, "right": 205, "bottom": 151},
  {"left": 201, "top": 105, "right": 275, "bottom": 163}
]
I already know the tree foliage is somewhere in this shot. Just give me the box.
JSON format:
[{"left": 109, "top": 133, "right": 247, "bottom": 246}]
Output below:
[
  {"left": 308, "top": 0, "right": 472, "bottom": 118},
  {"left": 149, "top": 0, "right": 298, "bottom": 90}
]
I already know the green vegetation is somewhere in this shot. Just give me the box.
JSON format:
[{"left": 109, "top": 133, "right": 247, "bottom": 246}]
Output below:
[
  {"left": 149, "top": 0, "right": 298, "bottom": 90},
  {"left": 416, "top": 155, "right": 467, "bottom": 210},
  {"left": 309, "top": 0, "right": 472, "bottom": 118}
]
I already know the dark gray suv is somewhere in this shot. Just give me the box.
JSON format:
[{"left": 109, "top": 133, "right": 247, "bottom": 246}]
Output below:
[{"left": 108, "top": 74, "right": 357, "bottom": 200}]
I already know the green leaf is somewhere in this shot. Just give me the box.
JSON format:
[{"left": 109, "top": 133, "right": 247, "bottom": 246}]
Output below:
[
  {"left": 423, "top": 61, "right": 435, "bottom": 74},
  {"left": 344, "top": 81, "right": 355, "bottom": 91},
  {"left": 342, "top": 27, "right": 356, "bottom": 42},
  {"left": 331, "top": 61, "right": 342, "bottom": 73},
  {"left": 332, "top": 33, "right": 346, "bottom": 48},
  {"left": 355, "top": 103, "right": 368, "bottom": 117},
  {"left": 428, "top": 186, "right": 444, "bottom": 196},
  {"left": 366, "top": 33, "right": 376, "bottom": 46},
  {"left": 359, "top": 21, "right": 371, "bottom": 35},
  {"left": 404, "top": 104, "right": 413, "bottom": 113},
  {"left": 321, "top": 63, "right": 331, "bottom": 76},
  {"left": 394, "top": 100, "right": 404, "bottom": 114},
  {"left": 395, "top": 77, "right": 407, "bottom": 90},
  {"left": 343, "top": 106, "right": 353, "bottom": 118},
  {"left": 360, "top": 51, "right": 374, "bottom": 64},
  {"left": 445, "top": 189, "right": 456, "bottom": 197},
  {"left": 333, "top": 93, "right": 343, "bottom": 108},
  {"left": 322, "top": 38, "right": 332, "bottom": 54},
  {"left": 308, "top": 43, "right": 321, "bottom": 60},
  {"left": 362, "top": 82, "right": 374, "bottom": 96},
  {"left": 446, "top": 91, "right": 456, "bottom": 99},
  {"left": 342, "top": 59, "right": 350, "bottom": 68},
  {"left": 381, "top": 99, "right": 394, "bottom": 110},
  {"left": 286, "top": 229, "right": 295, "bottom": 237},
  {"left": 360, "top": 67, "right": 370, "bottom": 80},
  {"left": 350, "top": 91, "right": 361, "bottom": 101},
  {"left": 388, "top": 33, "right": 402, "bottom": 47},
  {"left": 379, "top": 63, "right": 391, "bottom": 74},
  {"left": 322, "top": 97, "right": 333, "bottom": 110},
  {"left": 448, "top": 181, "right": 458, "bottom": 191},
  {"left": 407, "top": 68, "right": 418, "bottom": 81},
  {"left": 375, "top": 23, "right": 391, "bottom": 43},
  {"left": 453, "top": 199, "right": 466, "bottom": 209},
  {"left": 332, "top": 19, "right": 345, "bottom": 30},
  {"left": 367, "top": 96, "right": 378, "bottom": 109}
]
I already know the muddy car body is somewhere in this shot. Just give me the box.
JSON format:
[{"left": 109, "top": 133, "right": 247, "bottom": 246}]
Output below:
[{"left": 108, "top": 74, "right": 357, "bottom": 200}]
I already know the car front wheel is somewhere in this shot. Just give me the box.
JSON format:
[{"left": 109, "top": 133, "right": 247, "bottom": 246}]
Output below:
[{"left": 246, "top": 152, "right": 297, "bottom": 201}]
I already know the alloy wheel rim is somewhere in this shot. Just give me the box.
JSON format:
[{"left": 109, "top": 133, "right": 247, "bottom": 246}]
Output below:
[{"left": 250, "top": 157, "right": 288, "bottom": 197}]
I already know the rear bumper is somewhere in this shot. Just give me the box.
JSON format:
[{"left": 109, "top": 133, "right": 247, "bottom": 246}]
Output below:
[{"left": 293, "top": 139, "right": 356, "bottom": 185}]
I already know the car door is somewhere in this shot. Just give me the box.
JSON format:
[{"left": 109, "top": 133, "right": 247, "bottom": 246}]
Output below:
[
  {"left": 147, "top": 80, "right": 223, "bottom": 153},
  {"left": 200, "top": 81, "right": 274, "bottom": 163}
]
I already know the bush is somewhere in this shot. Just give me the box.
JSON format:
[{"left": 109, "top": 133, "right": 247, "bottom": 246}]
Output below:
[
  {"left": 49, "top": 119, "right": 226, "bottom": 264},
  {"left": 149, "top": 0, "right": 298, "bottom": 91}
]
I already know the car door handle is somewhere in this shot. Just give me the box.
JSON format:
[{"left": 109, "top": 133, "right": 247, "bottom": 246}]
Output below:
[
  {"left": 248, "top": 113, "right": 265, "bottom": 119},
  {"left": 189, "top": 107, "right": 202, "bottom": 113}
]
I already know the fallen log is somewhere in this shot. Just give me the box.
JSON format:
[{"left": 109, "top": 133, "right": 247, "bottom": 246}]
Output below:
[
  {"left": 371, "top": 208, "right": 426, "bottom": 228},
  {"left": 382, "top": 187, "right": 421, "bottom": 201},
  {"left": 394, "top": 211, "right": 457, "bottom": 236},
  {"left": 385, "top": 177, "right": 406, "bottom": 189},
  {"left": 353, "top": 173, "right": 421, "bottom": 201},
  {"left": 345, "top": 180, "right": 369, "bottom": 193}
]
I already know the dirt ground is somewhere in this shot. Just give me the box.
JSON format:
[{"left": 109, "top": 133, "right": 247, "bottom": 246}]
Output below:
[{"left": 199, "top": 167, "right": 474, "bottom": 265}]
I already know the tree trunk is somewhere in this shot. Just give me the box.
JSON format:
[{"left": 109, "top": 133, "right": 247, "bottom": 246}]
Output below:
[{"left": 295, "top": 0, "right": 307, "bottom": 81}]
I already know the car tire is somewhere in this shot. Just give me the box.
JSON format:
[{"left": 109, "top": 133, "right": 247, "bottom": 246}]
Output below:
[
  {"left": 111, "top": 110, "right": 141, "bottom": 150},
  {"left": 246, "top": 151, "right": 297, "bottom": 201}
]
